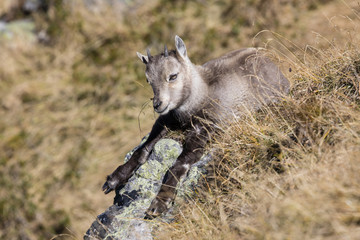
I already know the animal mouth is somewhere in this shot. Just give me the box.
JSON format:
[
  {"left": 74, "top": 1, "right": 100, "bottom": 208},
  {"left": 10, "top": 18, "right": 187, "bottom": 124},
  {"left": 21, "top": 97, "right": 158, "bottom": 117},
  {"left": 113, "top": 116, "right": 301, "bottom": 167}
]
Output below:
[{"left": 155, "top": 104, "right": 169, "bottom": 114}]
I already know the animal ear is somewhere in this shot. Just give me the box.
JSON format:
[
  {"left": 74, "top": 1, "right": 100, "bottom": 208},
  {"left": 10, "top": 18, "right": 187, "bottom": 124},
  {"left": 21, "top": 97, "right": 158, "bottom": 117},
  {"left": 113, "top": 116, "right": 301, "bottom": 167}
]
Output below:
[
  {"left": 136, "top": 52, "right": 148, "bottom": 64},
  {"left": 175, "top": 35, "right": 187, "bottom": 61}
]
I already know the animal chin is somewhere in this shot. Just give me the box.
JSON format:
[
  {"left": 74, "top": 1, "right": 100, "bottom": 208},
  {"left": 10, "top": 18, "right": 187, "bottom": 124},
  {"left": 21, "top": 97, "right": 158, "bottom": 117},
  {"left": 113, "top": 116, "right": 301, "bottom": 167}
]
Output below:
[{"left": 155, "top": 104, "right": 169, "bottom": 114}]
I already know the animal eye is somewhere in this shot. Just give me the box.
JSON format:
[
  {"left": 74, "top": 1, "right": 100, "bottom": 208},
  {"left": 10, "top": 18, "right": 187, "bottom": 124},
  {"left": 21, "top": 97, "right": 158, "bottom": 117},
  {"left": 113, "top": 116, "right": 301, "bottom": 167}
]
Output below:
[
  {"left": 169, "top": 73, "right": 178, "bottom": 82},
  {"left": 146, "top": 78, "right": 150, "bottom": 84}
]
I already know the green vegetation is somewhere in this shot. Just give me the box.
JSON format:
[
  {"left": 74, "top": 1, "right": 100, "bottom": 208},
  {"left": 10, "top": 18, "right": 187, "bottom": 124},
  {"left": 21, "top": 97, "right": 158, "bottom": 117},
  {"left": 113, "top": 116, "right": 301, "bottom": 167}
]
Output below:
[{"left": 0, "top": 0, "right": 359, "bottom": 239}]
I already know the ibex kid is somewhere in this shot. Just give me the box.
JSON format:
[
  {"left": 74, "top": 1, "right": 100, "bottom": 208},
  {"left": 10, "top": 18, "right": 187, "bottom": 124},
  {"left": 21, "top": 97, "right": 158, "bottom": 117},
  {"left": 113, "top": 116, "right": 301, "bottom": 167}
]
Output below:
[{"left": 102, "top": 36, "right": 290, "bottom": 218}]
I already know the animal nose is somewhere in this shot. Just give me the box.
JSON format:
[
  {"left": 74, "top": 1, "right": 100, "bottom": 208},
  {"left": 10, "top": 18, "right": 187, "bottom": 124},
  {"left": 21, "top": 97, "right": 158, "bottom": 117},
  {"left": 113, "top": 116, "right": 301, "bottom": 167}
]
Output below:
[{"left": 153, "top": 99, "right": 162, "bottom": 110}]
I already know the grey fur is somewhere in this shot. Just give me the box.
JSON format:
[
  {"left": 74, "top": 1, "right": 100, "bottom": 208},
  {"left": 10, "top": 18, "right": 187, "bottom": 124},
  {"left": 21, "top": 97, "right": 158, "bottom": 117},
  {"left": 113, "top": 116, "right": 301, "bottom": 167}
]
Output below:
[
  {"left": 103, "top": 36, "right": 289, "bottom": 218},
  {"left": 136, "top": 52, "right": 148, "bottom": 64},
  {"left": 175, "top": 35, "right": 187, "bottom": 60},
  {"left": 141, "top": 36, "right": 289, "bottom": 120}
]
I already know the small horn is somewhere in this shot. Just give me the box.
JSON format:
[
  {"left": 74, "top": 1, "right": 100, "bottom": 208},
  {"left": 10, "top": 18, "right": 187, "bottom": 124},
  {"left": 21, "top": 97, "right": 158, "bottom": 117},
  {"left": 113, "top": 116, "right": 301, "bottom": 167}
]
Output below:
[
  {"left": 164, "top": 44, "right": 169, "bottom": 57},
  {"left": 146, "top": 48, "right": 152, "bottom": 60}
]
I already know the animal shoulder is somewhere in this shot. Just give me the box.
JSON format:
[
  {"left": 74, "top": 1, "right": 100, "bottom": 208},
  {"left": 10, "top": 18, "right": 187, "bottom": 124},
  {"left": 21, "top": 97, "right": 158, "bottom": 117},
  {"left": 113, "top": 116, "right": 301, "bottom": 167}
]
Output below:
[
  {"left": 202, "top": 48, "right": 257, "bottom": 70},
  {"left": 200, "top": 48, "right": 258, "bottom": 84}
]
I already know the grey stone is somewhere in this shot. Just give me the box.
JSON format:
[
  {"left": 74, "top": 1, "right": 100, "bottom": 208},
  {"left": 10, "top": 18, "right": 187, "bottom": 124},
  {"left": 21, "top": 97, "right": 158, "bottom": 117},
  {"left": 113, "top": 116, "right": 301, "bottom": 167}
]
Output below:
[
  {"left": 23, "top": 0, "right": 45, "bottom": 13},
  {"left": 0, "top": 19, "right": 36, "bottom": 42},
  {"left": 84, "top": 138, "right": 211, "bottom": 240}
]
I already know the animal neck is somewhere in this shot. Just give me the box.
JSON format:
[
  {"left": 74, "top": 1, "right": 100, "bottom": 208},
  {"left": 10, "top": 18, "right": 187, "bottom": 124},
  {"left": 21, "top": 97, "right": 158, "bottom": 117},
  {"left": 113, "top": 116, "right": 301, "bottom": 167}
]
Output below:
[{"left": 176, "top": 63, "right": 209, "bottom": 118}]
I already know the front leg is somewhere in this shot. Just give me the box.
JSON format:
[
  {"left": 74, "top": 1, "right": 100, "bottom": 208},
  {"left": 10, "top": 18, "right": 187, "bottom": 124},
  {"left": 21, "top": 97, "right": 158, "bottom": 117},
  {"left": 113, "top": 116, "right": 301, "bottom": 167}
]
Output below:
[
  {"left": 102, "top": 146, "right": 153, "bottom": 194},
  {"left": 146, "top": 122, "right": 211, "bottom": 218},
  {"left": 102, "top": 113, "right": 179, "bottom": 194}
]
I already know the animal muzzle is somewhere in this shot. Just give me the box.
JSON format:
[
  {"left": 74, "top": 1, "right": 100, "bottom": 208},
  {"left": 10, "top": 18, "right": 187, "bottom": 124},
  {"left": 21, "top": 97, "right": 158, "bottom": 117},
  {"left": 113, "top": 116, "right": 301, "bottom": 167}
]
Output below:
[
  {"left": 153, "top": 98, "right": 163, "bottom": 111},
  {"left": 153, "top": 98, "right": 169, "bottom": 114}
]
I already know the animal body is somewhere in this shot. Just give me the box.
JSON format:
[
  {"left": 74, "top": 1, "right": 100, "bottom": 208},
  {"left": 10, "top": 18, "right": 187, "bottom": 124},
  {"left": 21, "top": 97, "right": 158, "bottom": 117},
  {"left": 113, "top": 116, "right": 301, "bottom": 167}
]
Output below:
[{"left": 102, "top": 36, "right": 290, "bottom": 218}]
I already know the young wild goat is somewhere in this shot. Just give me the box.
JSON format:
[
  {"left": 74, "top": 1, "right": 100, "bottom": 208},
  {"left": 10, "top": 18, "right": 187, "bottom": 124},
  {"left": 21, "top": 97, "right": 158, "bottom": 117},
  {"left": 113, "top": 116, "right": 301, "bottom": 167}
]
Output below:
[{"left": 102, "top": 36, "right": 290, "bottom": 218}]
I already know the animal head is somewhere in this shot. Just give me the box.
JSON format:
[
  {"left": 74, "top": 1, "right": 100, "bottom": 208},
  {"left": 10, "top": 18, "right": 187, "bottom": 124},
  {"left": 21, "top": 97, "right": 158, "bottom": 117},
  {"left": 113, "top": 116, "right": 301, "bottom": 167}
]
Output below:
[{"left": 137, "top": 36, "right": 192, "bottom": 115}]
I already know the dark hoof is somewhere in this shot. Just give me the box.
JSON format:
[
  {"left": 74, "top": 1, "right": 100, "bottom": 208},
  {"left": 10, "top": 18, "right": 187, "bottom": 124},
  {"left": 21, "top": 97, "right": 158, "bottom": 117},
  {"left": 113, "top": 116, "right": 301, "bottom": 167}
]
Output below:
[
  {"left": 145, "top": 197, "right": 171, "bottom": 219},
  {"left": 144, "top": 213, "right": 155, "bottom": 220},
  {"left": 102, "top": 175, "right": 119, "bottom": 194}
]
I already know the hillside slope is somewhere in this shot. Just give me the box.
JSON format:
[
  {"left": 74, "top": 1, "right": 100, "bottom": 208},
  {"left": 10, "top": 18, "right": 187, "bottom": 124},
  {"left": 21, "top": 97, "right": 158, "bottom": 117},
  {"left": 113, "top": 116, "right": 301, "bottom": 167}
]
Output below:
[{"left": 0, "top": 0, "right": 359, "bottom": 239}]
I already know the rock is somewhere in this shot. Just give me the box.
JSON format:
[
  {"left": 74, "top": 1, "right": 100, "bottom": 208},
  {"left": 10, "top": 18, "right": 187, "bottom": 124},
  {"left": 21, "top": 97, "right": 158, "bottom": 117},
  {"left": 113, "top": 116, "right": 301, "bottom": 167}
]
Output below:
[
  {"left": 84, "top": 138, "right": 211, "bottom": 240},
  {"left": 23, "top": 0, "right": 49, "bottom": 13},
  {"left": 0, "top": 19, "right": 36, "bottom": 42}
]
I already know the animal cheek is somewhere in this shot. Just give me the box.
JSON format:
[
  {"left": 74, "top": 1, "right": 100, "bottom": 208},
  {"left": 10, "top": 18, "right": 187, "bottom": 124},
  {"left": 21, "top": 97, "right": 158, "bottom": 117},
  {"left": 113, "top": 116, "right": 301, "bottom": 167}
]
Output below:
[
  {"left": 168, "top": 93, "right": 182, "bottom": 107},
  {"left": 169, "top": 80, "right": 182, "bottom": 89},
  {"left": 159, "top": 93, "right": 170, "bottom": 105}
]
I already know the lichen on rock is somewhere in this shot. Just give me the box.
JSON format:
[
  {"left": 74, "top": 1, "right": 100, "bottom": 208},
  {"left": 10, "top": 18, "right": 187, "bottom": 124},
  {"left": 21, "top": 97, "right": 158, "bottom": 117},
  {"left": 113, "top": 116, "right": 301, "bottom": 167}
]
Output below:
[
  {"left": 0, "top": 19, "right": 36, "bottom": 42},
  {"left": 84, "top": 138, "right": 211, "bottom": 239}
]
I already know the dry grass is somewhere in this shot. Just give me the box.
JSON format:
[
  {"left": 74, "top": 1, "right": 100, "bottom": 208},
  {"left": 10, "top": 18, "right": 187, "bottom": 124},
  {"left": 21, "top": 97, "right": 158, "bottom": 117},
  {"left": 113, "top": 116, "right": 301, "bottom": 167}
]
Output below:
[
  {"left": 0, "top": 0, "right": 359, "bottom": 239},
  {"left": 156, "top": 32, "right": 360, "bottom": 240}
]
